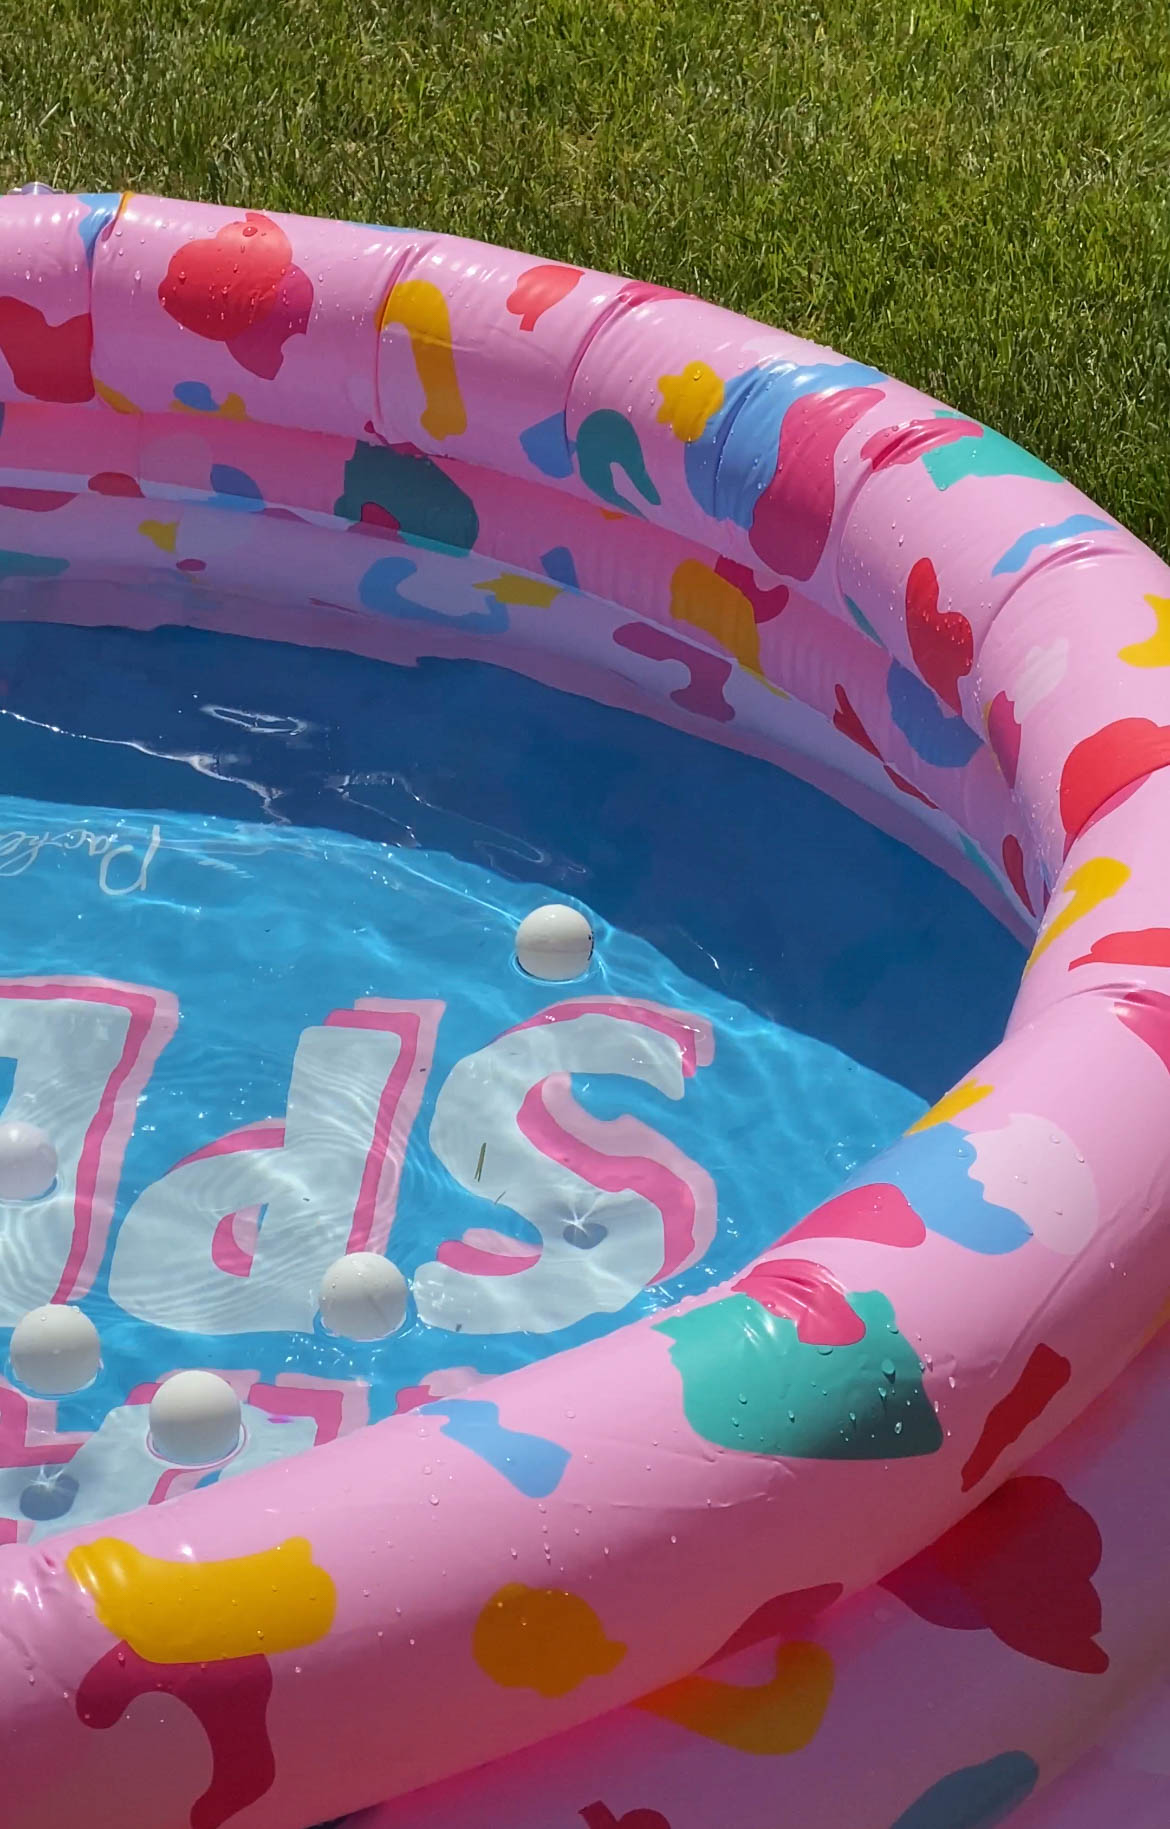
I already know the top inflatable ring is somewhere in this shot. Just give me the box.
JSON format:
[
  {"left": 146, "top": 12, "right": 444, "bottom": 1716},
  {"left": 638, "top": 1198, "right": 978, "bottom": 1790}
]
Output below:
[{"left": 1, "top": 190, "right": 1170, "bottom": 1829}]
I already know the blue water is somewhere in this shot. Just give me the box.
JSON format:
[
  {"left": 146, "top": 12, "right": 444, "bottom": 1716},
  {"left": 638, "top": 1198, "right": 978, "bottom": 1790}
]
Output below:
[{"left": 0, "top": 621, "right": 1025, "bottom": 1538}]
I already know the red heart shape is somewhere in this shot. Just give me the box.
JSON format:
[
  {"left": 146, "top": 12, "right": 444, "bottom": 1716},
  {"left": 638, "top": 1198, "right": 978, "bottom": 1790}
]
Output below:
[
  {"left": 580, "top": 1807, "right": 672, "bottom": 1829},
  {"left": 708, "top": 1583, "right": 845, "bottom": 1662},
  {"left": 986, "top": 689, "right": 1022, "bottom": 785},
  {"left": 749, "top": 386, "right": 882, "bottom": 581},
  {"left": 1115, "top": 988, "right": 1170, "bottom": 1074},
  {"left": 159, "top": 212, "right": 293, "bottom": 345},
  {"left": 831, "top": 683, "right": 881, "bottom": 758},
  {"left": 0, "top": 298, "right": 93, "bottom": 403},
  {"left": 905, "top": 556, "right": 972, "bottom": 713},
  {"left": 506, "top": 262, "right": 584, "bottom": 331},
  {"left": 732, "top": 1258, "right": 866, "bottom": 1345},
  {"left": 862, "top": 415, "right": 982, "bottom": 471},
  {"left": 1002, "top": 834, "right": 1034, "bottom": 913},
  {"left": 1072, "top": 928, "right": 1170, "bottom": 971},
  {"left": 884, "top": 1475, "right": 1107, "bottom": 1673},
  {"left": 1060, "top": 717, "right": 1170, "bottom": 849},
  {"left": 960, "top": 1344, "right": 1070, "bottom": 1491},
  {"left": 784, "top": 1182, "right": 926, "bottom": 1249}
]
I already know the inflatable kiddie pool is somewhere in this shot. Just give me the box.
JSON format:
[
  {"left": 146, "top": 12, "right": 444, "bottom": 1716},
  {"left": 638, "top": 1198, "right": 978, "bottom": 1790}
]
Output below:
[{"left": 1, "top": 187, "right": 1170, "bottom": 1829}]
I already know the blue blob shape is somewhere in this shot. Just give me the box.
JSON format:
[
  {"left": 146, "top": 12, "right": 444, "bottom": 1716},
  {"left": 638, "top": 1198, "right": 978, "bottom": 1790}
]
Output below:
[
  {"left": 844, "top": 594, "right": 884, "bottom": 645},
  {"left": 991, "top": 514, "right": 1112, "bottom": 576},
  {"left": 195, "top": 1469, "right": 224, "bottom": 1490},
  {"left": 420, "top": 1398, "right": 571, "bottom": 1497},
  {"left": 174, "top": 381, "right": 220, "bottom": 413},
  {"left": 76, "top": 193, "right": 120, "bottom": 267},
  {"left": 959, "top": 832, "right": 1006, "bottom": 892},
  {"left": 541, "top": 545, "right": 580, "bottom": 589},
  {"left": 889, "top": 1752, "right": 1039, "bottom": 1828},
  {"left": 520, "top": 411, "right": 574, "bottom": 479},
  {"left": 358, "top": 556, "right": 508, "bottom": 633},
  {"left": 684, "top": 358, "right": 883, "bottom": 526},
  {"left": 0, "top": 550, "right": 68, "bottom": 583},
  {"left": 207, "top": 464, "right": 265, "bottom": 513},
  {"left": 848, "top": 1122, "right": 1031, "bottom": 1255},
  {"left": 888, "top": 662, "right": 982, "bottom": 768}
]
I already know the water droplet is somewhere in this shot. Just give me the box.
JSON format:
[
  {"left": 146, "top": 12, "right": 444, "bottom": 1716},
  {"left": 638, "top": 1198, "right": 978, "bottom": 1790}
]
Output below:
[
  {"left": 880, "top": 1358, "right": 896, "bottom": 1378},
  {"left": 894, "top": 1420, "right": 903, "bottom": 1434}
]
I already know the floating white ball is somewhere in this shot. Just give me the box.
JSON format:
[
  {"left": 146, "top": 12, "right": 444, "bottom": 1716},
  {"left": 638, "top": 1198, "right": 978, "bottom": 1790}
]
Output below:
[
  {"left": 0, "top": 1121, "right": 57, "bottom": 1200},
  {"left": 149, "top": 1370, "right": 242, "bottom": 1467},
  {"left": 9, "top": 1304, "right": 101, "bottom": 1395},
  {"left": 514, "top": 904, "right": 594, "bottom": 980},
  {"left": 318, "top": 1252, "right": 408, "bottom": 1341}
]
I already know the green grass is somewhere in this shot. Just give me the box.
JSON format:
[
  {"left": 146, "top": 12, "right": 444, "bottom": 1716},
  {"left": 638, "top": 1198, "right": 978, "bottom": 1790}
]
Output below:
[{"left": 1, "top": 0, "right": 1168, "bottom": 547}]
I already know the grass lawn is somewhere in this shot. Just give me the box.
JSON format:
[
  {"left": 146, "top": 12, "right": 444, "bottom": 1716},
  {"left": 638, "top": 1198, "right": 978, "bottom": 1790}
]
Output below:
[{"left": 1, "top": 0, "right": 1167, "bottom": 548}]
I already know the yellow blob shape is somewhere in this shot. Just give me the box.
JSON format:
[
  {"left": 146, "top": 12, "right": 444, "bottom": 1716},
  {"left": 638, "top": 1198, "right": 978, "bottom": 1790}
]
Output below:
[
  {"left": 66, "top": 1536, "right": 336, "bottom": 1665},
  {"left": 907, "top": 1077, "right": 993, "bottom": 1134},
  {"left": 1119, "top": 595, "right": 1170, "bottom": 668},
  {"left": 94, "top": 378, "right": 140, "bottom": 415},
  {"left": 473, "top": 1582, "right": 626, "bottom": 1698},
  {"left": 638, "top": 1641, "right": 834, "bottom": 1754},
  {"left": 378, "top": 279, "right": 467, "bottom": 440},
  {"left": 671, "top": 559, "right": 762, "bottom": 672},
  {"left": 138, "top": 518, "right": 178, "bottom": 553},
  {"left": 1025, "top": 856, "right": 1130, "bottom": 972},
  {"left": 656, "top": 362, "right": 725, "bottom": 442},
  {"left": 475, "top": 572, "right": 561, "bottom": 608}
]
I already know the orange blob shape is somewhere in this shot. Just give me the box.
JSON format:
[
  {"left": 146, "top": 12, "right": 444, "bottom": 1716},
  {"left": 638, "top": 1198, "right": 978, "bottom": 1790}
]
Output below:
[
  {"left": 473, "top": 1582, "right": 626, "bottom": 1697},
  {"left": 638, "top": 1640, "right": 834, "bottom": 1754}
]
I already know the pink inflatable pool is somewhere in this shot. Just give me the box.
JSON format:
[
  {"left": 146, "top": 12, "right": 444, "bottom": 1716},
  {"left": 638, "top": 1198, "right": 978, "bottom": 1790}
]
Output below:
[{"left": 1, "top": 189, "right": 1170, "bottom": 1829}]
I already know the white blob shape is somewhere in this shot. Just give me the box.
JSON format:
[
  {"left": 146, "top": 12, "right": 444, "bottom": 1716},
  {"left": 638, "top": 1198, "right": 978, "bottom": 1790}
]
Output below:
[
  {"left": 515, "top": 905, "right": 594, "bottom": 980},
  {"left": 318, "top": 1252, "right": 408, "bottom": 1341},
  {"left": 966, "top": 1113, "right": 1097, "bottom": 1255},
  {"left": 1011, "top": 638, "right": 1069, "bottom": 720},
  {"left": 9, "top": 1304, "right": 101, "bottom": 1395},
  {"left": 0, "top": 1121, "right": 58, "bottom": 1200},
  {"left": 149, "top": 1369, "right": 243, "bottom": 1466}
]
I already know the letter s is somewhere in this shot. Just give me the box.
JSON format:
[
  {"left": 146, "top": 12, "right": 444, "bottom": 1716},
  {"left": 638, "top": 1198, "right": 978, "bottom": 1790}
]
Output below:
[{"left": 413, "top": 998, "right": 716, "bottom": 1335}]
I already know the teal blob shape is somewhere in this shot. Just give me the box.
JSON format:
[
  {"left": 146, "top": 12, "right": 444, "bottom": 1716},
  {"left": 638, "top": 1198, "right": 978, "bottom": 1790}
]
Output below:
[{"left": 656, "top": 1289, "right": 943, "bottom": 1461}]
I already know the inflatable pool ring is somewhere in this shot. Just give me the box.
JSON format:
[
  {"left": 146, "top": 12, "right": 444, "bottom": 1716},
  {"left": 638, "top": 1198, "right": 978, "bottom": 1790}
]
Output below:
[{"left": 0, "top": 189, "right": 1169, "bottom": 1829}]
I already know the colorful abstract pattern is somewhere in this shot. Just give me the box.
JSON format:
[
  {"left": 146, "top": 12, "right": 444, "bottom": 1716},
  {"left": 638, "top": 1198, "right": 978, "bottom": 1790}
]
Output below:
[{"left": 0, "top": 188, "right": 1169, "bottom": 1829}]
